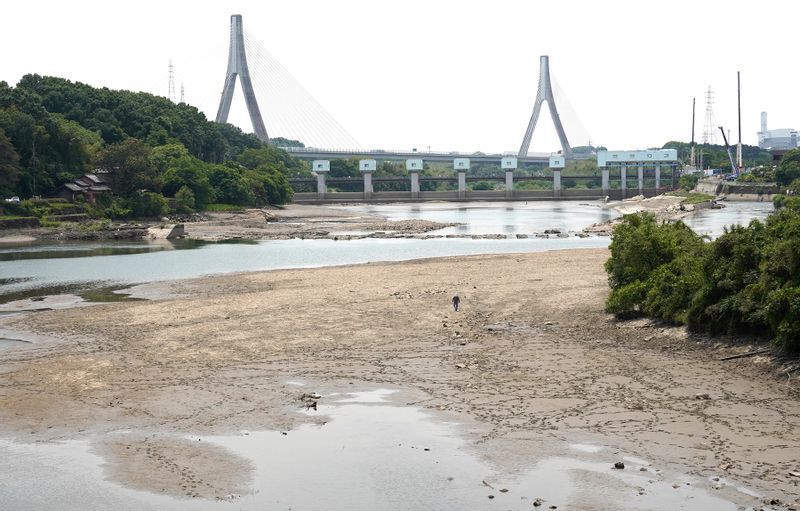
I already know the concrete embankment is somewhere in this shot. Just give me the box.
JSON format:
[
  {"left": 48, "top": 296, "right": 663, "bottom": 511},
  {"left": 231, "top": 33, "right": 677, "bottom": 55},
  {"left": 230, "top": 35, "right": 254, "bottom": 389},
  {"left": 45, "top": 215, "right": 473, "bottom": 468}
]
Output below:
[{"left": 697, "top": 178, "right": 782, "bottom": 202}]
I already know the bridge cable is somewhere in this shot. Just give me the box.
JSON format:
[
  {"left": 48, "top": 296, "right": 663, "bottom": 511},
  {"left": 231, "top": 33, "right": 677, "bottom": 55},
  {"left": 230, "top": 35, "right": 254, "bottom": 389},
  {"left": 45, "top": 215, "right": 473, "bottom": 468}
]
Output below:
[{"left": 243, "top": 30, "right": 361, "bottom": 150}]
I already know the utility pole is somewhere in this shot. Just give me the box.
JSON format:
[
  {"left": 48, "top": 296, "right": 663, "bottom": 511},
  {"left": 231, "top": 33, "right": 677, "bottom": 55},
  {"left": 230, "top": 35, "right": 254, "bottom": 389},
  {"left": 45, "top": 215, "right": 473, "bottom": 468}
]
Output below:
[
  {"left": 737, "top": 71, "right": 743, "bottom": 170},
  {"left": 31, "top": 136, "right": 36, "bottom": 197}
]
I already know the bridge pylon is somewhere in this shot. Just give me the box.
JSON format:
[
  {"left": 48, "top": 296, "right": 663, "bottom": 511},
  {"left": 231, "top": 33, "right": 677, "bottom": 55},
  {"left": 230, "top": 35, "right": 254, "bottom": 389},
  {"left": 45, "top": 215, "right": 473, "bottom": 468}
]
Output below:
[
  {"left": 518, "top": 55, "right": 572, "bottom": 159},
  {"left": 215, "top": 14, "right": 269, "bottom": 143}
]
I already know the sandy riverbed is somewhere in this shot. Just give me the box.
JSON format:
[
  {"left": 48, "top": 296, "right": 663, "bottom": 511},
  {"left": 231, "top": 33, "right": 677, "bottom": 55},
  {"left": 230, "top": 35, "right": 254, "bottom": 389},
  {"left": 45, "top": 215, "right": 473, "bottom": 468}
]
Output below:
[{"left": 0, "top": 248, "right": 798, "bottom": 508}]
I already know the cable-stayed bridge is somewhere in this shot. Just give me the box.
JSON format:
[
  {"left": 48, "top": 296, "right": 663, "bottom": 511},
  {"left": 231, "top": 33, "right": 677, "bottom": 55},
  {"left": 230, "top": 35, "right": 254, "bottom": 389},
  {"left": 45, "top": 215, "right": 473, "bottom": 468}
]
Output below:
[
  {"left": 211, "top": 15, "right": 679, "bottom": 203},
  {"left": 214, "top": 14, "right": 583, "bottom": 162}
]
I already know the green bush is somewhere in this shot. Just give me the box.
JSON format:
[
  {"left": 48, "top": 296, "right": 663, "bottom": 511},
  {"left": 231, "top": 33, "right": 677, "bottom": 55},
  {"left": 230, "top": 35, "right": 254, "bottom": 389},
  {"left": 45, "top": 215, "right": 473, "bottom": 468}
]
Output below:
[
  {"left": 127, "top": 191, "right": 168, "bottom": 218},
  {"left": 776, "top": 148, "right": 800, "bottom": 186},
  {"left": 471, "top": 181, "right": 494, "bottom": 191},
  {"left": 174, "top": 186, "right": 196, "bottom": 214},
  {"left": 104, "top": 199, "right": 132, "bottom": 220},
  {"left": 204, "top": 203, "right": 245, "bottom": 212},
  {"left": 678, "top": 172, "right": 701, "bottom": 191},
  {"left": 605, "top": 209, "right": 800, "bottom": 352}
]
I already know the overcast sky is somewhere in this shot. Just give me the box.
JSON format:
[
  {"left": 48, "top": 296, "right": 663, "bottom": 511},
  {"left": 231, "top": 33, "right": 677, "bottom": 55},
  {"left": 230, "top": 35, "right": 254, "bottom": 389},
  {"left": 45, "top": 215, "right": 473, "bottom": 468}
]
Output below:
[{"left": 2, "top": 1, "right": 797, "bottom": 153}]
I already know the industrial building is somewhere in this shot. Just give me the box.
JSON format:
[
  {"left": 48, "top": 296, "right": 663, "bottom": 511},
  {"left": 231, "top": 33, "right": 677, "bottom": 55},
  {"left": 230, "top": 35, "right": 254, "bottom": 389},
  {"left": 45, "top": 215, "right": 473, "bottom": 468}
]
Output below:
[{"left": 757, "top": 112, "right": 798, "bottom": 150}]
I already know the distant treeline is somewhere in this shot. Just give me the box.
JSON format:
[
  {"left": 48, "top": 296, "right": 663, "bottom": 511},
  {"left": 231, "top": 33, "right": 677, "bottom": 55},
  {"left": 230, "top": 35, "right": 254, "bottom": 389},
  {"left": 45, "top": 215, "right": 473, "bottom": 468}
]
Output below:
[{"left": 662, "top": 141, "right": 773, "bottom": 170}]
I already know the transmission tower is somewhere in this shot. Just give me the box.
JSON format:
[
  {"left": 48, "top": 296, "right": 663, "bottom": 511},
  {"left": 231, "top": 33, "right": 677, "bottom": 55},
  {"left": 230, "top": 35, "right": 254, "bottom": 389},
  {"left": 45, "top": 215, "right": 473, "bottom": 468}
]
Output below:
[
  {"left": 168, "top": 60, "right": 176, "bottom": 102},
  {"left": 215, "top": 14, "right": 269, "bottom": 143},
  {"left": 518, "top": 55, "right": 573, "bottom": 159},
  {"left": 702, "top": 86, "right": 715, "bottom": 144},
  {"left": 180, "top": 83, "right": 185, "bottom": 104}
]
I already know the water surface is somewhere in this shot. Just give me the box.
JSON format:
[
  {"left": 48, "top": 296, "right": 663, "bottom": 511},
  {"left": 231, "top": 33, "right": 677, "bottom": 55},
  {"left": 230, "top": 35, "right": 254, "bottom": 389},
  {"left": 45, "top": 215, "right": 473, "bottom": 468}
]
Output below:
[
  {"left": 339, "top": 201, "right": 619, "bottom": 235},
  {"left": 0, "top": 389, "right": 762, "bottom": 511},
  {"left": 0, "top": 201, "right": 775, "bottom": 304},
  {"left": 0, "top": 236, "right": 609, "bottom": 301},
  {"left": 683, "top": 201, "right": 774, "bottom": 238}
]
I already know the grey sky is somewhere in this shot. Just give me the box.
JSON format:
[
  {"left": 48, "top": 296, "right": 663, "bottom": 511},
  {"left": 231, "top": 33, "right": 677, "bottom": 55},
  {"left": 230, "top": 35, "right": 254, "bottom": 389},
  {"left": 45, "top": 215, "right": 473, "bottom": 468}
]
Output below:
[{"left": 2, "top": 0, "right": 797, "bottom": 153}]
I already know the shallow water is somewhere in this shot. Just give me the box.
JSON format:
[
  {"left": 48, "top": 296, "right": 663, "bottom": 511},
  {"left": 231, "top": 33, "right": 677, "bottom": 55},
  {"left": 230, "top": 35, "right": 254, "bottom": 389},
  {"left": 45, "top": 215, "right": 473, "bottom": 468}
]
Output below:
[
  {"left": 0, "top": 389, "right": 766, "bottom": 510},
  {"left": 339, "top": 200, "right": 620, "bottom": 235},
  {"left": 0, "top": 236, "right": 610, "bottom": 301},
  {"left": 683, "top": 201, "right": 774, "bottom": 238},
  {"left": 0, "top": 201, "right": 774, "bottom": 305}
]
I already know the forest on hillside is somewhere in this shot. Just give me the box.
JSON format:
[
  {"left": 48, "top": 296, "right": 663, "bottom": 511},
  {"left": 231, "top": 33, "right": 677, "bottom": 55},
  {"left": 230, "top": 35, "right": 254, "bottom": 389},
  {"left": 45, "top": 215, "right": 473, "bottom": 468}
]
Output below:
[{"left": 0, "top": 75, "right": 307, "bottom": 217}]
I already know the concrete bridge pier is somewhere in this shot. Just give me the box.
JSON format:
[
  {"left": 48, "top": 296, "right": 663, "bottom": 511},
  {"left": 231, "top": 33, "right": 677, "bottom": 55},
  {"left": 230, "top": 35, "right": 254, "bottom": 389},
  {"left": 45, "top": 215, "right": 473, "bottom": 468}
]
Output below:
[
  {"left": 620, "top": 165, "right": 627, "bottom": 199},
  {"left": 549, "top": 155, "right": 565, "bottom": 199},
  {"left": 638, "top": 165, "right": 644, "bottom": 194},
  {"left": 655, "top": 165, "right": 661, "bottom": 190},
  {"left": 454, "top": 158, "right": 470, "bottom": 200},
  {"left": 360, "top": 159, "right": 376, "bottom": 200},
  {"left": 501, "top": 156, "right": 517, "bottom": 200},
  {"left": 410, "top": 172, "right": 420, "bottom": 199},
  {"left": 316, "top": 174, "right": 327, "bottom": 198},
  {"left": 552, "top": 170, "right": 562, "bottom": 198},
  {"left": 407, "top": 159, "right": 423, "bottom": 200},
  {"left": 312, "top": 160, "right": 330, "bottom": 199},
  {"left": 601, "top": 168, "right": 610, "bottom": 196}
]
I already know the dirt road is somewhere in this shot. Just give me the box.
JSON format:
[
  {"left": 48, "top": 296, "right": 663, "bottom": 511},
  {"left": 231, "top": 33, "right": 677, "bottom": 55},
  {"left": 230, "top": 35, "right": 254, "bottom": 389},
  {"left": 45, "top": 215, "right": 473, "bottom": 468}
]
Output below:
[{"left": 0, "top": 249, "right": 798, "bottom": 506}]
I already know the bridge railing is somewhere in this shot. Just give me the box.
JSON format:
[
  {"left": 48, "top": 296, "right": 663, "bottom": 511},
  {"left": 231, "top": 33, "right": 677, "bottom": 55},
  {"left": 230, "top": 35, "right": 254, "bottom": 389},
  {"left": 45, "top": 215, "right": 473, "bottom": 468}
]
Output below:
[{"left": 279, "top": 146, "right": 552, "bottom": 159}]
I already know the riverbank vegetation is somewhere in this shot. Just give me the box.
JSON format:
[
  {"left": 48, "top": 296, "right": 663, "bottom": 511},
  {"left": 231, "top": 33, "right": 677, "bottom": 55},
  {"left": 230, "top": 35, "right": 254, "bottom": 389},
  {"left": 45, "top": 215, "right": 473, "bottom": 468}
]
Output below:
[
  {"left": 605, "top": 203, "right": 800, "bottom": 353},
  {"left": 0, "top": 75, "right": 306, "bottom": 218}
]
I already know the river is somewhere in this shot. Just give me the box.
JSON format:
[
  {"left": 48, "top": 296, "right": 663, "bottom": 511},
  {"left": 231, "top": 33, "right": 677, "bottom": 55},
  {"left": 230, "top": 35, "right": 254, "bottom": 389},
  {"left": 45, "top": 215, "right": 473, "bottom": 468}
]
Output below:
[{"left": 0, "top": 201, "right": 774, "bottom": 304}]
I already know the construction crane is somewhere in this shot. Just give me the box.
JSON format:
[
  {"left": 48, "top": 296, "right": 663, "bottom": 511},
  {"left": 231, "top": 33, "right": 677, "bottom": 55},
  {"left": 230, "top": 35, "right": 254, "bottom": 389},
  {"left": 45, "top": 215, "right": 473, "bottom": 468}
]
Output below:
[{"left": 718, "top": 126, "right": 737, "bottom": 175}]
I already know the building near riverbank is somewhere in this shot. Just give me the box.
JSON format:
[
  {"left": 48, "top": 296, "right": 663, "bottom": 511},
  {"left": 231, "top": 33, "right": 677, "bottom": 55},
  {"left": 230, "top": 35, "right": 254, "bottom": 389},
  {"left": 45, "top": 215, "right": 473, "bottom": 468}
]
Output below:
[{"left": 57, "top": 173, "right": 111, "bottom": 203}]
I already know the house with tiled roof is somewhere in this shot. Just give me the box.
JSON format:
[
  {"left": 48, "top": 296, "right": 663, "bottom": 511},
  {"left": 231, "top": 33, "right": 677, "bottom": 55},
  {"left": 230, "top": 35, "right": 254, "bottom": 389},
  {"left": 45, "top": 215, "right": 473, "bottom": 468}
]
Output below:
[{"left": 57, "top": 173, "right": 112, "bottom": 203}]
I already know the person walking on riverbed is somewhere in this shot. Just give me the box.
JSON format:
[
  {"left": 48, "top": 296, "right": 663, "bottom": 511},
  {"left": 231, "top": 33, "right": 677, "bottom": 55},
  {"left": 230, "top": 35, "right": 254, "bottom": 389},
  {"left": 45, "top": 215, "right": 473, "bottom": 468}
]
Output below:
[{"left": 452, "top": 294, "right": 460, "bottom": 312}]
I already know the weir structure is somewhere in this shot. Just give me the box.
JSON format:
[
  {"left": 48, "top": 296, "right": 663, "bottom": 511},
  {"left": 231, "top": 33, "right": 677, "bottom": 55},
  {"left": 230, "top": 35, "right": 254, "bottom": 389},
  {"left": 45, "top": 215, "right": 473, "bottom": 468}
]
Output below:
[
  {"left": 518, "top": 55, "right": 573, "bottom": 160},
  {"left": 215, "top": 14, "right": 269, "bottom": 143}
]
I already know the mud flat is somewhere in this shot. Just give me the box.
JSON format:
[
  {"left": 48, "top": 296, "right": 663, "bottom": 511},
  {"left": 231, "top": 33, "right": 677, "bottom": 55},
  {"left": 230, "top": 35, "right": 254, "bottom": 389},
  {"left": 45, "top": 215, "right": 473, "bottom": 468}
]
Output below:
[{"left": 0, "top": 248, "right": 798, "bottom": 509}]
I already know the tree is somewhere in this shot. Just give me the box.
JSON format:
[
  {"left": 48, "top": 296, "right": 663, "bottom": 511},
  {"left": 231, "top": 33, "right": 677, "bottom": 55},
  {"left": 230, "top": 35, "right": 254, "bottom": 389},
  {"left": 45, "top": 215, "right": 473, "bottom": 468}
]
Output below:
[
  {"left": 776, "top": 148, "right": 800, "bottom": 186},
  {"left": 127, "top": 191, "right": 168, "bottom": 218},
  {"left": 678, "top": 173, "right": 701, "bottom": 191},
  {"left": 0, "top": 128, "right": 21, "bottom": 195},
  {"left": 174, "top": 185, "right": 196, "bottom": 214},
  {"left": 150, "top": 143, "right": 190, "bottom": 174},
  {"left": 244, "top": 165, "right": 293, "bottom": 206},
  {"left": 209, "top": 164, "right": 253, "bottom": 205},
  {"left": 96, "top": 139, "right": 158, "bottom": 197},
  {"left": 162, "top": 155, "right": 214, "bottom": 209}
]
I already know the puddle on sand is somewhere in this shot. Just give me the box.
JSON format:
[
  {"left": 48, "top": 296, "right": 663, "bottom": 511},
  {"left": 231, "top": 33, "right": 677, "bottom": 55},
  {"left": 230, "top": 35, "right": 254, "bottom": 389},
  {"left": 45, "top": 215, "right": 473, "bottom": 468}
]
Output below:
[
  {"left": 0, "top": 338, "right": 32, "bottom": 351},
  {"left": 200, "top": 389, "right": 757, "bottom": 511},
  {"left": 0, "top": 389, "right": 771, "bottom": 511}
]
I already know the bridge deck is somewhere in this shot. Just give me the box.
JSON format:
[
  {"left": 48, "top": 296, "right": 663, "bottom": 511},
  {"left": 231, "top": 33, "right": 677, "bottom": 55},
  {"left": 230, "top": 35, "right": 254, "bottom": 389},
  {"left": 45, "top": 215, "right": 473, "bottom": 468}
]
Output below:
[{"left": 281, "top": 147, "right": 557, "bottom": 164}]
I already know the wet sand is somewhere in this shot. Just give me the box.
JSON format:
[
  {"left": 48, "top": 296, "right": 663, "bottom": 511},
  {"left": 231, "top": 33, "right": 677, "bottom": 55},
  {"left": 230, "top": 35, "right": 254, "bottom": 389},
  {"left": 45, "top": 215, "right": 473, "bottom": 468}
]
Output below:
[{"left": 0, "top": 248, "right": 798, "bottom": 508}]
